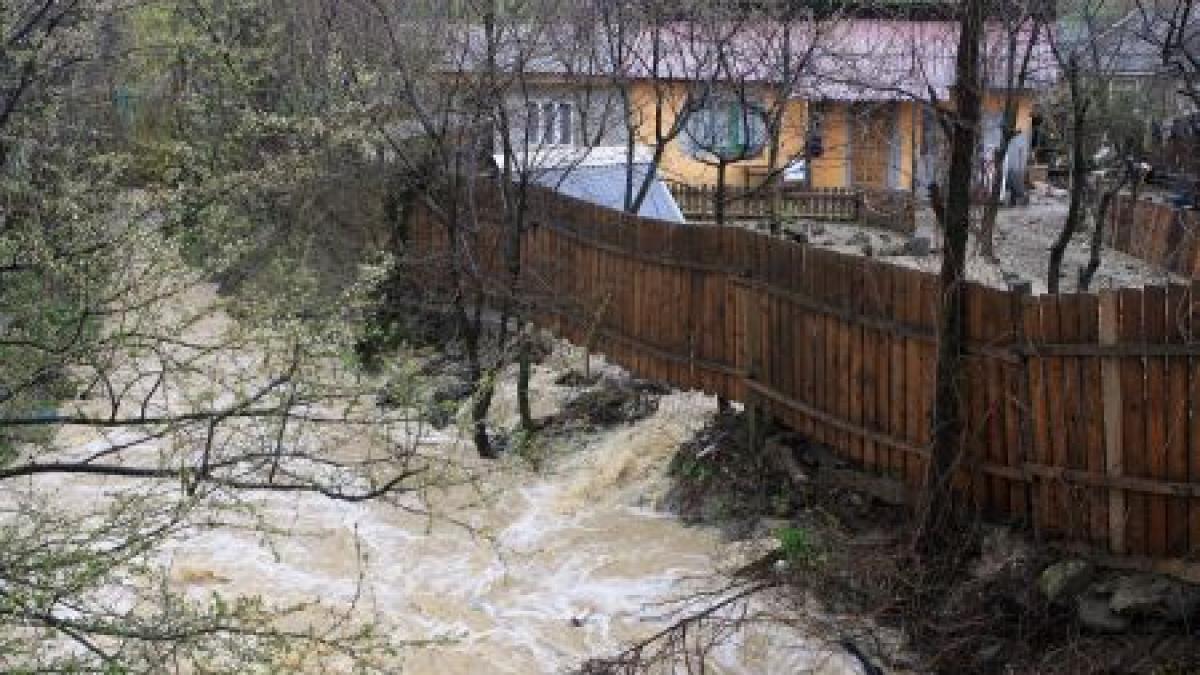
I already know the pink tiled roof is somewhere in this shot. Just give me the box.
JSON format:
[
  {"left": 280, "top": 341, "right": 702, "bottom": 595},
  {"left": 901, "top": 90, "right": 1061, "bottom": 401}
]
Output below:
[
  {"left": 449, "top": 19, "right": 1057, "bottom": 101},
  {"left": 623, "top": 20, "right": 1056, "bottom": 100}
]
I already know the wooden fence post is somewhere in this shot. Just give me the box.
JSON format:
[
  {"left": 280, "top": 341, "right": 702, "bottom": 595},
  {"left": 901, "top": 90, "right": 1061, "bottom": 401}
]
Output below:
[
  {"left": 1099, "top": 289, "right": 1126, "bottom": 554},
  {"left": 742, "top": 280, "right": 767, "bottom": 453},
  {"left": 1010, "top": 282, "right": 1036, "bottom": 528}
]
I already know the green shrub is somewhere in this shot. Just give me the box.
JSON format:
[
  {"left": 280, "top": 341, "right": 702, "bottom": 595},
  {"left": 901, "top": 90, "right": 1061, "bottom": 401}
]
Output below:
[{"left": 776, "top": 525, "right": 822, "bottom": 568}]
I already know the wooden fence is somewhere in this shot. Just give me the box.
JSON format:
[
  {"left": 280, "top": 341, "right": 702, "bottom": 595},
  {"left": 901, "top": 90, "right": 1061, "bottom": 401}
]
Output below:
[
  {"left": 408, "top": 185, "right": 1200, "bottom": 577},
  {"left": 667, "top": 182, "right": 917, "bottom": 235},
  {"left": 1106, "top": 195, "right": 1200, "bottom": 277},
  {"left": 668, "top": 182, "right": 861, "bottom": 223}
]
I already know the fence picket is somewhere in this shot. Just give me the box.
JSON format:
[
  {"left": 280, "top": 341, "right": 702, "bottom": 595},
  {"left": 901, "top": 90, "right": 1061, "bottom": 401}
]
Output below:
[
  {"left": 1167, "top": 284, "right": 1190, "bottom": 556},
  {"left": 1120, "top": 287, "right": 1149, "bottom": 555},
  {"left": 1144, "top": 285, "right": 1170, "bottom": 556}
]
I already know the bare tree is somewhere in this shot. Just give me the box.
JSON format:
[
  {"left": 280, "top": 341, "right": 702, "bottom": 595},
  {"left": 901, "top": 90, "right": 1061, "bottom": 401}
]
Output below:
[
  {"left": 1046, "top": 0, "right": 1149, "bottom": 292},
  {"left": 1136, "top": 0, "right": 1199, "bottom": 108},
  {"left": 923, "top": 0, "right": 985, "bottom": 546},
  {"left": 976, "top": 0, "right": 1049, "bottom": 261},
  {"left": 593, "top": 0, "right": 720, "bottom": 216},
  {"left": 751, "top": 1, "right": 844, "bottom": 234}
]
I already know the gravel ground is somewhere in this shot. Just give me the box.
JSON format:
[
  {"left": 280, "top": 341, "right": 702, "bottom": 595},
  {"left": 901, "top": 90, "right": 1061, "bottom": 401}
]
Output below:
[{"left": 785, "top": 184, "right": 1179, "bottom": 295}]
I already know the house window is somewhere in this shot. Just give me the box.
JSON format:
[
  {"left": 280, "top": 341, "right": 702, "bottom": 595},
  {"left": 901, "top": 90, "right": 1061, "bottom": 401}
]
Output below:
[
  {"left": 684, "top": 96, "right": 768, "bottom": 161},
  {"left": 525, "top": 100, "right": 574, "bottom": 146}
]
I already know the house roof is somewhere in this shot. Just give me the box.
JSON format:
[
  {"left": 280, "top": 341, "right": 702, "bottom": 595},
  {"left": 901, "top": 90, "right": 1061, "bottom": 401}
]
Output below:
[
  {"left": 1057, "top": 4, "right": 1200, "bottom": 76},
  {"left": 445, "top": 18, "right": 1057, "bottom": 101},
  {"left": 791, "top": 20, "right": 1057, "bottom": 99}
]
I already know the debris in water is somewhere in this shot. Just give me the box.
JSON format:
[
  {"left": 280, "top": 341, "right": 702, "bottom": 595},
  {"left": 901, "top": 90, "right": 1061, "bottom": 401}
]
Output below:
[
  {"left": 554, "top": 369, "right": 600, "bottom": 388},
  {"left": 549, "top": 375, "right": 665, "bottom": 430}
]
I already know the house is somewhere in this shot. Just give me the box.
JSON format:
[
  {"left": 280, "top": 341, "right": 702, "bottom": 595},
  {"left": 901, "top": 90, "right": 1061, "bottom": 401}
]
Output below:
[
  {"left": 1078, "top": 6, "right": 1200, "bottom": 177},
  {"left": 445, "top": 14, "right": 1055, "bottom": 204}
]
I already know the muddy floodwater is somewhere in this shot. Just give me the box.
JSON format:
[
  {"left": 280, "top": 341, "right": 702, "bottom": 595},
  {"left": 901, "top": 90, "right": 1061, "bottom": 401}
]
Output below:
[
  {"left": 170, "top": 382, "right": 857, "bottom": 673},
  {"left": 46, "top": 376, "right": 858, "bottom": 674},
  {"left": 25, "top": 277, "right": 858, "bottom": 673}
]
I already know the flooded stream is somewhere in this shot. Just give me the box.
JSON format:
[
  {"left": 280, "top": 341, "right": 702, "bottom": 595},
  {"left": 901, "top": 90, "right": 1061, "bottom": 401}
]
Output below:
[
  {"left": 160, "top": 382, "right": 858, "bottom": 673},
  {"left": 23, "top": 279, "right": 861, "bottom": 673}
]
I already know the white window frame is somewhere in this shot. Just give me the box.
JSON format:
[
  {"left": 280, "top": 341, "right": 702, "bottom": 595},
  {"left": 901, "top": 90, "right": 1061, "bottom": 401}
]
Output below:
[
  {"left": 525, "top": 100, "right": 574, "bottom": 146},
  {"left": 1109, "top": 78, "right": 1141, "bottom": 98}
]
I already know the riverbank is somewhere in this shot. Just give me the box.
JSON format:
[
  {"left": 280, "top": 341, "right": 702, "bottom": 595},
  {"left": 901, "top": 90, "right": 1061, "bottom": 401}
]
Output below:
[{"left": 650, "top": 406, "right": 1200, "bottom": 674}]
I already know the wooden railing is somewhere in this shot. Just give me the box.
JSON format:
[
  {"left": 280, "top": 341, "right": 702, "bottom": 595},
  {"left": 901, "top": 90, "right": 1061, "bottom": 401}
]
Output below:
[
  {"left": 407, "top": 184, "right": 1200, "bottom": 579},
  {"left": 666, "top": 181, "right": 917, "bottom": 234},
  {"left": 667, "top": 182, "right": 860, "bottom": 222}
]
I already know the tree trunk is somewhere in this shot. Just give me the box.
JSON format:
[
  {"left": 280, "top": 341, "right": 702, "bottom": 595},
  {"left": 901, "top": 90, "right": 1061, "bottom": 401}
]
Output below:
[
  {"left": 1048, "top": 60, "right": 1088, "bottom": 295},
  {"left": 459, "top": 292, "right": 496, "bottom": 459},
  {"left": 443, "top": 178, "right": 494, "bottom": 460},
  {"left": 766, "top": 119, "right": 784, "bottom": 235},
  {"left": 978, "top": 141, "right": 1011, "bottom": 260},
  {"left": 921, "top": 0, "right": 983, "bottom": 548},
  {"left": 978, "top": 20, "right": 1042, "bottom": 261},
  {"left": 715, "top": 160, "right": 728, "bottom": 227},
  {"left": 1079, "top": 164, "right": 1131, "bottom": 291},
  {"left": 472, "top": 373, "right": 497, "bottom": 459},
  {"left": 517, "top": 332, "right": 534, "bottom": 431},
  {"left": 715, "top": 160, "right": 734, "bottom": 417}
]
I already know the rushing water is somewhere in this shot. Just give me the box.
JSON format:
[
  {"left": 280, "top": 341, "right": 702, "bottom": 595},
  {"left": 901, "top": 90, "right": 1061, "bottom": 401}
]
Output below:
[
  {"left": 158, "top": 388, "right": 847, "bottom": 673},
  {"left": 26, "top": 280, "right": 862, "bottom": 673}
]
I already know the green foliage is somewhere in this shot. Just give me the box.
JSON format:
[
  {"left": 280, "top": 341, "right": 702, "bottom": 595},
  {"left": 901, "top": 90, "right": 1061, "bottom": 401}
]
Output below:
[
  {"left": 675, "top": 455, "right": 714, "bottom": 483},
  {"left": 512, "top": 427, "right": 552, "bottom": 470},
  {"left": 775, "top": 525, "right": 822, "bottom": 568}
]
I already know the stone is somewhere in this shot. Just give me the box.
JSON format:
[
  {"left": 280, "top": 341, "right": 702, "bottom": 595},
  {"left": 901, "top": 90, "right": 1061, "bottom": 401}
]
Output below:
[
  {"left": 1109, "top": 574, "right": 1173, "bottom": 617},
  {"left": 1038, "top": 560, "right": 1095, "bottom": 604},
  {"left": 757, "top": 517, "right": 793, "bottom": 537},
  {"left": 844, "top": 491, "right": 867, "bottom": 510},
  {"left": 1109, "top": 574, "right": 1200, "bottom": 622},
  {"left": 848, "top": 232, "right": 871, "bottom": 246},
  {"left": 1166, "top": 584, "right": 1200, "bottom": 622},
  {"left": 901, "top": 236, "right": 932, "bottom": 257},
  {"left": 720, "top": 517, "right": 759, "bottom": 541},
  {"left": 975, "top": 643, "right": 1004, "bottom": 668},
  {"left": 1077, "top": 592, "right": 1131, "bottom": 633}
]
